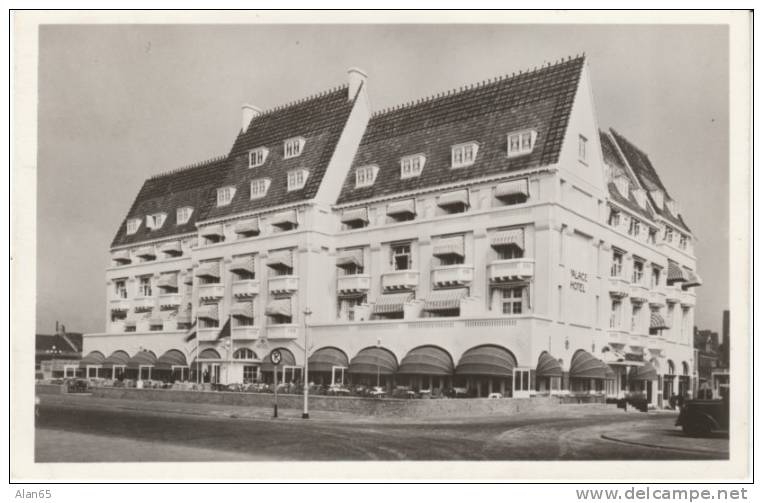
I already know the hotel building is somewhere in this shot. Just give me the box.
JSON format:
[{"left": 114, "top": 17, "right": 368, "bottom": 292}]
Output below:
[{"left": 82, "top": 56, "right": 702, "bottom": 407}]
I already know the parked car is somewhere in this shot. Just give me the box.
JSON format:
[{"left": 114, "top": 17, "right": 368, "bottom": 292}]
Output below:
[{"left": 676, "top": 397, "right": 729, "bottom": 436}]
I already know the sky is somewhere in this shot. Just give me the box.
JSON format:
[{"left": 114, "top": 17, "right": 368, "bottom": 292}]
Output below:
[{"left": 36, "top": 23, "right": 729, "bottom": 336}]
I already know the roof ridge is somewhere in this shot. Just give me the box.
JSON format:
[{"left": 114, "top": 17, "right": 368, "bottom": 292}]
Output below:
[
  {"left": 147, "top": 154, "right": 228, "bottom": 181},
  {"left": 256, "top": 84, "right": 349, "bottom": 118},
  {"left": 371, "top": 54, "right": 585, "bottom": 118}
]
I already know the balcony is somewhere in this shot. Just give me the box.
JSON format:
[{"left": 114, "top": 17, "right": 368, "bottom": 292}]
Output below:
[
  {"left": 198, "top": 328, "right": 220, "bottom": 342},
  {"left": 608, "top": 276, "right": 630, "bottom": 298},
  {"left": 157, "top": 293, "right": 182, "bottom": 308},
  {"left": 648, "top": 289, "right": 667, "bottom": 306},
  {"left": 133, "top": 297, "right": 155, "bottom": 311},
  {"left": 431, "top": 265, "right": 474, "bottom": 287},
  {"left": 109, "top": 298, "right": 131, "bottom": 312},
  {"left": 198, "top": 283, "right": 225, "bottom": 300},
  {"left": 232, "top": 326, "right": 260, "bottom": 339},
  {"left": 680, "top": 290, "right": 696, "bottom": 307},
  {"left": 232, "top": 279, "right": 260, "bottom": 298},
  {"left": 268, "top": 275, "right": 299, "bottom": 294},
  {"left": 487, "top": 259, "right": 534, "bottom": 283},
  {"left": 629, "top": 283, "right": 649, "bottom": 303},
  {"left": 606, "top": 328, "right": 630, "bottom": 345},
  {"left": 662, "top": 285, "right": 682, "bottom": 303},
  {"left": 267, "top": 324, "right": 299, "bottom": 340},
  {"left": 337, "top": 274, "right": 371, "bottom": 294},
  {"left": 381, "top": 270, "right": 420, "bottom": 291}
]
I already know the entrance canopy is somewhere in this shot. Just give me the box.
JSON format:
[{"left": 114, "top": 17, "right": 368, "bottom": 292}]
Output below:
[
  {"left": 126, "top": 350, "right": 157, "bottom": 370},
  {"left": 155, "top": 349, "right": 188, "bottom": 371},
  {"left": 536, "top": 351, "right": 563, "bottom": 377},
  {"left": 348, "top": 347, "right": 398, "bottom": 375},
  {"left": 456, "top": 344, "right": 516, "bottom": 377},
  {"left": 102, "top": 350, "right": 130, "bottom": 367},
  {"left": 569, "top": 350, "right": 612, "bottom": 380},
  {"left": 308, "top": 347, "right": 349, "bottom": 373},
  {"left": 79, "top": 351, "right": 105, "bottom": 369},
  {"left": 398, "top": 346, "right": 454, "bottom": 376},
  {"left": 629, "top": 362, "right": 658, "bottom": 381}
]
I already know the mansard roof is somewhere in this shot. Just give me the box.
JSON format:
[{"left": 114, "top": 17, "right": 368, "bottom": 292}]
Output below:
[
  {"left": 599, "top": 131, "right": 655, "bottom": 221},
  {"left": 336, "top": 56, "right": 585, "bottom": 205}
]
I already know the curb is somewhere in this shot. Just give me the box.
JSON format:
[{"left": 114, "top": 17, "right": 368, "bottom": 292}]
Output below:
[{"left": 600, "top": 434, "right": 728, "bottom": 456}]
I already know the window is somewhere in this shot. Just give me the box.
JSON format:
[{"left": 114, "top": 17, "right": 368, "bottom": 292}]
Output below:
[
  {"left": 507, "top": 129, "right": 537, "bottom": 157},
  {"left": 126, "top": 218, "right": 141, "bottom": 235},
  {"left": 355, "top": 165, "right": 379, "bottom": 188},
  {"left": 610, "top": 299, "right": 621, "bottom": 328},
  {"left": 578, "top": 134, "right": 588, "bottom": 162},
  {"left": 679, "top": 234, "right": 688, "bottom": 250},
  {"left": 283, "top": 137, "right": 305, "bottom": 159},
  {"left": 248, "top": 147, "right": 269, "bottom": 168},
  {"left": 176, "top": 207, "right": 193, "bottom": 225},
  {"left": 628, "top": 218, "right": 641, "bottom": 237},
  {"left": 664, "top": 226, "right": 674, "bottom": 243},
  {"left": 611, "top": 250, "right": 623, "bottom": 278},
  {"left": 501, "top": 287, "right": 524, "bottom": 314},
  {"left": 648, "top": 228, "right": 657, "bottom": 244},
  {"left": 631, "top": 303, "right": 642, "bottom": 332},
  {"left": 114, "top": 280, "right": 127, "bottom": 299},
  {"left": 451, "top": 142, "right": 479, "bottom": 168},
  {"left": 234, "top": 348, "right": 257, "bottom": 360},
  {"left": 337, "top": 295, "right": 366, "bottom": 321},
  {"left": 514, "top": 369, "right": 530, "bottom": 392},
  {"left": 146, "top": 213, "right": 167, "bottom": 230},
  {"left": 287, "top": 169, "right": 309, "bottom": 191},
  {"left": 217, "top": 186, "right": 236, "bottom": 206},
  {"left": 243, "top": 366, "right": 258, "bottom": 384},
  {"left": 250, "top": 178, "right": 271, "bottom": 199},
  {"left": 632, "top": 260, "right": 644, "bottom": 284},
  {"left": 138, "top": 276, "right": 152, "bottom": 297},
  {"left": 391, "top": 243, "right": 412, "bottom": 271},
  {"left": 400, "top": 154, "right": 425, "bottom": 179},
  {"left": 608, "top": 209, "right": 621, "bottom": 227},
  {"left": 150, "top": 321, "right": 163, "bottom": 332},
  {"left": 651, "top": 266, "right": 662, "bottom": 289},
  {"left": 497, "top": 244, "right": 523, "bottom": 261}
]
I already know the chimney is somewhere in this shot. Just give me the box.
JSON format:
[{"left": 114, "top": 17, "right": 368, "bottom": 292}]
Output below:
[
  {"left": 241, "top": 104, "right": 262, "bottom": 132},
  {"left": 347, "top": 67, "right": 368, "bottom": 101}
]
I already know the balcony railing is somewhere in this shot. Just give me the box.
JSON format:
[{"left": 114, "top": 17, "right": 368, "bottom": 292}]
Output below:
[
  {"left": 198, "top": 327, "right": 221, "bottom": 342},
  {"left": 158, "top": 293, "right": 182, "bottom": 308},
  {"left": 267, "top": 324, "right": 299, "bottom": 340},
  {"left": 381, "top": 270, "right": 420, "bottom": 291},
  {"left": 232, "top": 326, "right": 260, "bottom": 339},
  {"left": 488, "top": 259, "right": 534, "bottom": 283},
  {"left": 109, "top": 298, "right": 131, "bottom": 311},
  {"left": 662, "top": 285, "right": 683, "bottom": 303},
  {"left": 608, "top": 276, "right": 630, "bottom": 298},
  {"left": 198, "top": 283, "right": 225, "bottom": 300},
  {"left": 133, "top": 297, "right": 155, "bottom": 311},
  {"left": 629, "top": 283, "right": 649, "bottom": 303},
  {"left": 232, "top": 279, "right": 260, "bottom": 298},
  {"left": 680, "top": 290, "right": 696, "bottom": 307},
  {"left": 648, "top": 289, "right": 667, "bottom": 306},
  {"left": 268, "top": 275, "right": 299, "bottom": 294},
  {"left": 431, "top": 265, "right": 474, "bottom": 287},
  {"left": 337, "top": 274, "right": 371, "bottom": 294},
  {"left": 606, "top": 328, "right": 630, "bottom": 345}
]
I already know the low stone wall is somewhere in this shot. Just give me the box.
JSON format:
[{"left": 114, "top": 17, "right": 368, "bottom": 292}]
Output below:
[
  {"left": 91, "top": 387, "right": 605, "bottom": 417},
  {"left": 35, "top": 383, "right": 67, "bottom": 395}
]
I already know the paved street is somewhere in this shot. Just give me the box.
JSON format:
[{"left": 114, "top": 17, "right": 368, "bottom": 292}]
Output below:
[{"left": 35, "top": 395, "right": 729, "bottom": 462}]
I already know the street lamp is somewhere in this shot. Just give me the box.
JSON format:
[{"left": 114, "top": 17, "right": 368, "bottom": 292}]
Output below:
[
  {"left": 376, "top": 337, "right": 381, "bottom": 388},
  {"left": 302, "top": 307, "right": 312, "bottom": 419},
  {"left": 46, "top": 345, "right": 63, "bottom": 379}
]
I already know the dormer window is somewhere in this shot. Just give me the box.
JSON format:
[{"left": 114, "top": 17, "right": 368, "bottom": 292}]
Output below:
[
  {"left": 250, "top": 178, "right": 271, "bottom": 199},
  {"left": 679, "top": 234, "right": 689, "bottom": 250},
  {"left": 248, "top": 147, "right": 269, "bottom": 168},
  {"left": 355, "top": 165, "right": 379, "bottom": 188},
  {"left": 507, "top": 129, "right": 537, "bottom": 157},
  {"left": 451, "top": 142, "right": 478, "bottom": 168},
  {"left": 400, "top": 154, "right": 425, "bottom": 179},
  {"left": 664, "top": 226, "right": 674, "bottom": 243},
  {"left": 126, "top": 218, "right": 141, "bottom": 235},
  {"left": 628, "top": 218, "right": 641, "bottom": 238},
  {"left": 217, "top": 186, "right": 236, "bottom": 206},
  {"left": 287, "top": 169, "right": 309, "bottom": 192},
  {"left": 614, "top": 176, "right": 630, "bottom": 198},
  {"left": 176, "top": 206, "right": 193, "bottom": 225},
  {"left": 283, "top": 137, "right": 305, "bottom": 159},
  {"left": 146, "top": 213, "right": 167, "bottom": 230}
]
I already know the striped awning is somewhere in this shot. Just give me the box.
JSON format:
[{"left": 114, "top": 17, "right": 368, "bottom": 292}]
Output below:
[
  {"left": 135, "top": 246, "right": 156, "bottom": 259},
  {"left": 79, "top": 351, "right": 105, "bottom": 368},
  {"left": 536, "top": 351, "right": 563, "bottom": 377},
  {"left": 230, "top": 301, "right": 254, "bottom": 318},
  {"left": 112, "top": 249, "right": 131, "bottom": 263},
  {"left": 155, "top": 350, "right": 188, "bottom": 371},
  {"left": 230, "top": 255, "right": 255, "bottom": 275},
  {"left": 102, "top": 350, "right": 130, "bottom": 367},
  {"left": 271, "top": 210, "right": 298, "bottom": 226},
  {"left": 336, "top": 249, "right": 364, "bottom": 268},
  {"left": 495, "top": 179, "right": 528, "bottom": 199},
  {"left": 200, "top": 224, "right": 224, "bottom": 238},
  {"left": 195, "top": 262, "right": 220, "bottom": 279},
  {"left": 341, "top": 207, "right": 369, "bottom": 224},
  {"left": 157, "top": 272, "right": 178, "bottom": 289},
  {"left": 569, "top": 350, "right": 612, "bottom": 380},
  {"left": 308, "top": 347, "right": 350, "bottom": 373},
  {"left": 490, "top": 228, "right": 524, "bottom": 250},
  {"left": 372, "top": 292, "right": 413, "bottom": 314},
  {"left": 126, "top": 350, "right": 157, "bottom": 370},
  {"left": 398, "top": 346, "right": 454, "bottom": 376},
  {"left": 683, "top": 268, "right": 702, "bottom": 288},
  {"left": 197, "top": 303, "right": 219, "bottom": 321},
  {"left": 348, "top": 347, "right": 399, "bottom": 375},
  {"left": 437, "top": 189, "right": 469, "bottom": 208},
  {"left": 650, "top": 312, "right": 669, "bottom": 330},
  {"left": 160, "top": 241, "right": 182, "bottom": 255},
  {"left": 386, "top": 199, "right": 415, "bottom": 217},
  {"left": 266, "top": 250, "right": 293, "bottom": 269},
  {"left": 456, "top": 345, "right": 516, "bottom": 377},
  {"left": 667, "top": 260, "right": 687, "bottom": 283},
  {"left": 260, "top": 348, "right": 296, "bottom": 371},
  {"left": 234, "top": 218, "right": 260, "bottom": 235},
  {"left": 423, "top": 288, "right": 467, "bottom": 311},
  {"left": 432, "top": 236, "right": 465, "bottom": 258},
  {"left": 629, "top": 362, "right": 658, "bottom": 381},
  {"left": 265, "top": 298, "right": 292, "bottom": 317}
]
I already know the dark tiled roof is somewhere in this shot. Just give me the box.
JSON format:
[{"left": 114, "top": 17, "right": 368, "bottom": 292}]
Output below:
[
  {"left": 600, "top": 131, "right": 654, "bottom": 220},
  {"left": 35, "top": 333, "right": 82, "bottom": 355},
  {"left": 205, "top": 87, "right": 355, "bottom": 219},
  {"left": 111, "top": 157, "right": 229, "bottom": 247},
  {"left": 609, "top": 129, "right": 690, "bottom": 232},
  {"left": 336, "top": 57, "right": 585, "bottom": 204}
]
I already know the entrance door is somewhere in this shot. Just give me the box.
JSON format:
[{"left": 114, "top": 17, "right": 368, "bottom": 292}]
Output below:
[
  {"left": 210, "top": 364, "right": 220, "bottom": 384},
  {"left": 513, "top": 368, "right": 530, "bottom": 398},
  {"left": 646, "top": 380, "right": 653, "bottom": 403}
]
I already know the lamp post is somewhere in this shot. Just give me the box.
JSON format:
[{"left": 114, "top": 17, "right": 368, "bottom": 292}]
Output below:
[
  {"left": 376, "top": 337, "right": 381, "bottom": 388},
  {"left": 302, "top": 307, "right": 312, "bottom": 419}
]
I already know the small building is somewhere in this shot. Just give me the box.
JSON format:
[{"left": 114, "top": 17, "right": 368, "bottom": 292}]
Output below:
[{"left": 36, "top": 331, "right": 82, "bottom": 379}]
